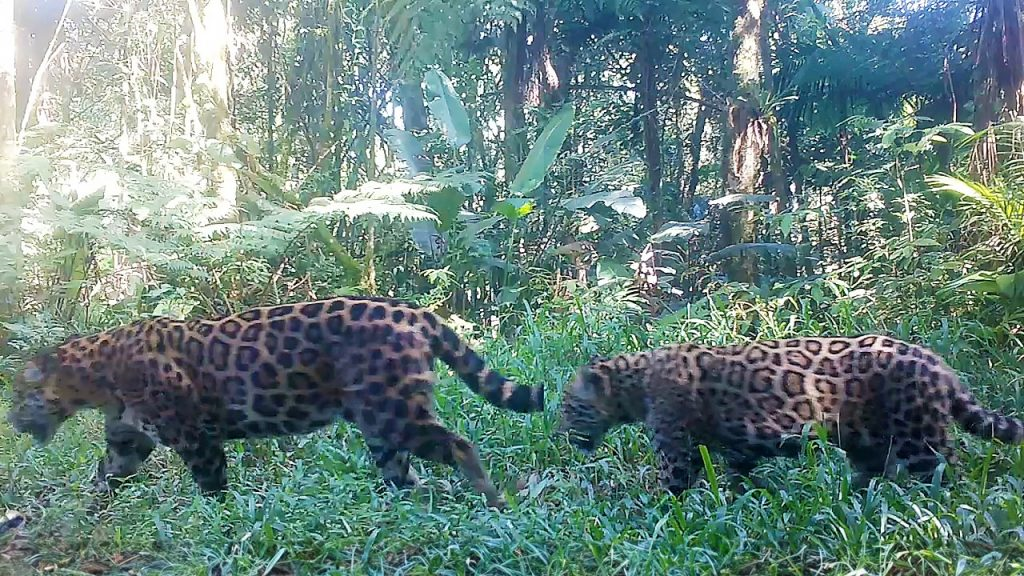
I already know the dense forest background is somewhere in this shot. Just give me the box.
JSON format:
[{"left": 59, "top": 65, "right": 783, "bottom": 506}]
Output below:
[
  {"left": 0, "top": 0, "right": 1020, "bottom": 345},
  {"left": 2, "top": 0, "right": 1024, "bottom": 574}
]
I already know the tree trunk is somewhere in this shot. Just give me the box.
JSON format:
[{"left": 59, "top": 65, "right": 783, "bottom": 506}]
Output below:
[
  {"left": 259, "top": 0, "right": 279, "bottom": 170},
  {"left": 399, "top": 80, "right": 429, "bottom": 133},
  {"left": 0, "top": 0, "right": 13, "bottom": 167},
  {"left": 684, "top": 97, "right": 709, "bottom": 214},
  {"left": 0, "top": 0, "right": 18, "bottom": 319},
  {"left": 16, "top": 0, "right": 69, "bottom": 134},
  {"left": 501, "top": 21, "right": 528, "bottom": 184},
  {"left": 186, "top": 0, "right": 238, "bottom": 222},
  {"left": 14, "top": 0, "right": 64, "bottom": 130},
  {"left": 529, "top": 0, "right": 569, "bottom": 108},
  {"left": 636, "top": 35, "right": 663, "bottom": 227},
  {"left": 761, "top": 0, "right": 788, "bottom": 212},
  {"left": 970, "top": 0, "right": 1024, "bottom": 179},
  {"left": 786, "top": 110, "right": 812, "bottom": 275},
  {"left": 721, "top": 0, "right": 775, "bottom": 284}
]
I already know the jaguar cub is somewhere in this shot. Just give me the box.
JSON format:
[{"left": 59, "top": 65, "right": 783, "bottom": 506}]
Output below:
[
  {"left": 7, "top": 296, "right": 544, "bottom": 508},
  {"left": 558, "top": 335, "right": 1024, "bottom": 493}
]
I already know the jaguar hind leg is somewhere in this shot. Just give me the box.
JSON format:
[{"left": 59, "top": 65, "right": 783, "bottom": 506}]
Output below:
[
  {"left": 877, "top": 387, "right": 958, "bottom": 487},
  {"left": 843, "top": 442, "right": 888, "bottom": 489},
  {"left": 844, "top": 436, "right": 956, "bottom": 490},
  {"left": 406, "top": 418, "right": 505, "bottom": 509},
  {"left": 721, "top": 453, "right": 771, "bottom": 493},
  {"left": 408, "top": 372, "right": 504, "bottom": 507},
  {"left": 882, "top": 436, "right": 957, "bottom": 486},
  {"left": 350, "top": 337, "right": 505, "bottom": 508},
  {"left": 366, "top": 438, "right": 422, "bottom": 489}
]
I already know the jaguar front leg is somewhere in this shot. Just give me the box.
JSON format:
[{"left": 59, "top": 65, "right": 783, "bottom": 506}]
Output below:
[
  {"left": 644, "top": 379, "right": 706, "bottom": 496},
  {"left": 95, "top": 413, "right": 157, "bottom": 492},
  {"left": 654, "top": 442, "right": 704, "bottom": 496},
  {"left": 646, "top": 411, "right": 702, "bottom": 495},
  {"left": 129, "top": 362, "right": 230, "bottom": 497},
  {"left": 178, "top": 440, "right": 229, "bottom": 495}
]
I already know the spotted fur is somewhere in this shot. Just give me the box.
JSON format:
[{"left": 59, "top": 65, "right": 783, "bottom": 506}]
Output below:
[
  {"left": 6, "top": 296, "right": 544, "bottom": 508},
  {"left": 558, "top": 335, "right": 1024, "bottom": 493}
]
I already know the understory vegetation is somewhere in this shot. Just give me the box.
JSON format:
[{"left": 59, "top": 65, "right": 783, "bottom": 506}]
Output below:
[
  {"left": 2, "top": 0, "right": 1024, "bottom": 574},
  {"left": 2, "top": 294, "right": 1024, "bottom": 574}
]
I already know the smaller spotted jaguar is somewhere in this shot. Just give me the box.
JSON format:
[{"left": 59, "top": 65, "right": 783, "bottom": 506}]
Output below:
[
  {"left": 558, "top": 335, "right": 1024, "bottom": 493},
  {"left": 6, "top": 296, "right": 545, "bottom": 508}
]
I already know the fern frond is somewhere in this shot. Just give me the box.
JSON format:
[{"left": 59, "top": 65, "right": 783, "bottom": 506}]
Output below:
[{"left": 305, "top": 181, "right": 439, "bottom": 223}]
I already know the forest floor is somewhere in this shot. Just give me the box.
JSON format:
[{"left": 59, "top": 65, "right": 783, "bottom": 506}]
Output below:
[{"left": 2, "top": 309, "right": 1024, "bottom": 575}]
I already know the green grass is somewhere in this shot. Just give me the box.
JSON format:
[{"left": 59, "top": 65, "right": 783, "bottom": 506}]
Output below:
[{"left": 2, "top": 294, "right": 1024, "bottom": 575}]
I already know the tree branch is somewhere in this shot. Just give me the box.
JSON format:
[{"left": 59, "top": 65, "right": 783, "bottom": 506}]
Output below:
[{"left": 18, "top": 0, "right": 72, "bottom": 139}]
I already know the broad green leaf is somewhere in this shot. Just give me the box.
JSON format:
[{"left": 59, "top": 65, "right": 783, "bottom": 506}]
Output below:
[
  {"left": 428, "top": 170, "right": 486, "bottom": 196},
  {"left": 205, "top": 140, "right": 242, "bottom": 167},
  {"left": 595, "top": 259, "right": 633, "bottom": 286},
  {"left": 166, "top": 136, "right": 194, "bottom": 150},
  {"left": 706, "top": 242, "right": 799, "bottom": 263},
  {"left": 994, "top": 271, "right": 1024, "bottom": 300},
  {"left": 384, "top": 128, "right": 428, "bottom": 175},
  {"left": 423, "top": 70, "right": 472, "bottom": 148},
  {"left": 498, "top": 286, "right": 521, "bottom": 305},
  {"left": 425, "top": 187, "right": 466, "bottom": 230},
  {"left": 779, "top": 213, "right": 794, "bottom": 238},
  {"left": 561, "top": 188, "right": 646, "bottom": 219},
  {"left": 495, "top": 198, "right": 535, "bottom": 221},
  {"left": 70, "top": 189, "right": 105, "bottom": 214},
  {"left": 880, "top": 122, "right": 913, "bottom": 149},
  {"left": 811, "top": 284, "right": 824, "bottom": 303},
  {"left": 960, "top": 279, "right": 1001, "bottom": 295},
  {"left": 954, "top": 270, "right": 1024, "bottom": 303},
  {"left": 16, "top": 154, "right": 53, "bottom": 180},
  {"left": 910, "top": 238, "right": 941, "bottom": 248},
  {"left": 304, "top": 181, "right": 438, "bottom": 223},
  {"left": 459, "top": 214, "right": 502, "bottom": 243},
  {"left": 650, "top": 221, "right": 709, "bottom": 243},
  {"left": 510, "top": 104, "right": 575, "bottom": 196},
  {"left": 479, "top": 256, "right": 512, "bottom": 271},
  {"left": 409, "top": 220, "right": 448, "bottom": 259}
]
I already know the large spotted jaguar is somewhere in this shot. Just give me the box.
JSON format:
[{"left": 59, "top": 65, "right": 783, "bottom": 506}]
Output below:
[
  {"left": 558, "top": 335, "right": 1024, "bottom": 493},
  {"left": 6, "top": 296, "right": 545, "bottom": 508}
]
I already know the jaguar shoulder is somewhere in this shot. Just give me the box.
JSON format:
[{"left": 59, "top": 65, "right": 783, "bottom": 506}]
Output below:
[
  {"left": 7, "top": 296, "right": 544, "bottom": 508},
  {"left": 558, "top": 335, "right": 1024, "bottom": 493}
]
